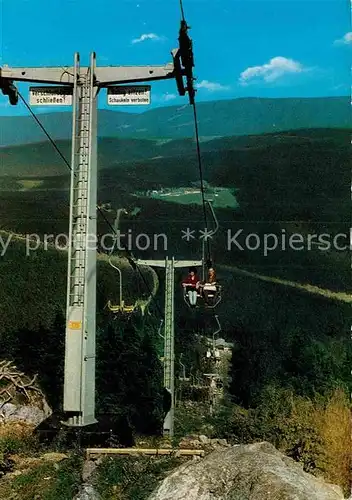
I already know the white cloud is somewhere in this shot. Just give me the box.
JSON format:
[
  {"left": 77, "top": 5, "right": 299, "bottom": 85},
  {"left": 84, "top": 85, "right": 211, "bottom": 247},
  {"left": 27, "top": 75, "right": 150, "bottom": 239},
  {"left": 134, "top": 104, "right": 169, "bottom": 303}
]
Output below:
[
  {"left": 132, "top": 33, "right": 163, "bottom": 44},
  {"left": 332, "top": 83, "right": 349, "bottom": 91},
  {"left": 239, "top": 56, "right": 305, "bottom": 85},
  {"left": 195, "top": 80, "right": 230, "bottom": 91},
  {"left": 161, "top": 93, "right": 177, "bottom": 102},
  {"left": 333, "top": 32, "right": 352, "bottom": 46},
  {"left": 153, "top": 93, "right": 178, "bottom": 104}
]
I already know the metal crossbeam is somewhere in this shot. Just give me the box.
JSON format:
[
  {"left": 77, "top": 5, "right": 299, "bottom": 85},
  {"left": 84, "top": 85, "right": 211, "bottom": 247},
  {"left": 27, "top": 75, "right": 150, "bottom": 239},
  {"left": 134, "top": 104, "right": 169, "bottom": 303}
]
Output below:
[
  {"left": 137, "top": 260, "right": 202, "bottom": 268},
  {"left": 0, "top": 64, "right": 176, "bottom": 86}
]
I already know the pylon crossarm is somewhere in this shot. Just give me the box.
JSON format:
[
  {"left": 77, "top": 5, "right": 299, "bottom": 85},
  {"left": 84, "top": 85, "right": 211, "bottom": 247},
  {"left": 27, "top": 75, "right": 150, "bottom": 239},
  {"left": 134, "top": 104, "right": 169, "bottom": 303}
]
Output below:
[
  {"left": 136, "top": 260, "right": 168, "bottom": 268},
  {"left": 173, "top": 260, "right": 203, "bottom": 268},
  {"left": 136, "top": 259, "right": 202, "bottom": 268},
  {"left": 0, "top": 67, "right": 75, "bottom": 85},
  {"left": 0, "top": 61, "right": 176, "bottom": 87},
  {"left": 96, "top": 63, "right": 176, "bottom": 86}
]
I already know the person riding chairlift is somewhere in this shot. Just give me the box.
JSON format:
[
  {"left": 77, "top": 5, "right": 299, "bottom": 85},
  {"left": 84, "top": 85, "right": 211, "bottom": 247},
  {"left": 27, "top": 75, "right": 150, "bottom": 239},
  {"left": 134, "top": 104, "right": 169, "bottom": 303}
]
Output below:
[
  {"left": 199, "top": 267, "right": 218, "bottom": 306},
  {"left": 182, "top": 267, "right": 200, "bottom": 308}
]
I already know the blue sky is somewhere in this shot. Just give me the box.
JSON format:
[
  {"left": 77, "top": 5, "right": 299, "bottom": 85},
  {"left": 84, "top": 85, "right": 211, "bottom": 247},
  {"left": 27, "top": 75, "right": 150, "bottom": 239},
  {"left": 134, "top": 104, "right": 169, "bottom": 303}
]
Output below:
[{"left": 0, "top": 0, "right": 350, "bottom": 116}]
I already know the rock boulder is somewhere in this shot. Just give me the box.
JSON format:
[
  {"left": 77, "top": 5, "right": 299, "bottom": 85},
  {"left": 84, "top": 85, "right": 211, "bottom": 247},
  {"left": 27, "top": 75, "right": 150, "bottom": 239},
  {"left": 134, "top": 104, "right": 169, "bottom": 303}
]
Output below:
[{"left": 148, "top": 441, "right": 344, "bottom": 500}]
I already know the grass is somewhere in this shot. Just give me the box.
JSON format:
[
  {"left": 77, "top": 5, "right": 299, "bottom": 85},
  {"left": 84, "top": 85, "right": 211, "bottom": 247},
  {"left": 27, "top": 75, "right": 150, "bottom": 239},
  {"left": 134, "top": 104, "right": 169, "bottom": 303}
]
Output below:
[
  {"left": 17, "top": 180, "right": 44, "bottom": 191},
  {"left": 0, "top": 433, "right": 83, "bottom": 500},
  {"left": 8, "top": 453, "right": 83, "bottom": 500},
  {"left": 174, "top": 402, "right": 213, "bottom": 439},
  {"left": 94, "top": 455, "right": 183, "bottom": 500},
  {"left": 140, "top": 188, "right": 239, "bottom": 209}
]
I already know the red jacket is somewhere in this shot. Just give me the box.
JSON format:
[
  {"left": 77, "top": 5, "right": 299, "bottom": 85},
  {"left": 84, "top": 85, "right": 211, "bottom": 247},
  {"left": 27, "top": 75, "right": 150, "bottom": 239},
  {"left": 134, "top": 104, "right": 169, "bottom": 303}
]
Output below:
[{"left": 182, "top": 275, "right": 199, "bottom": 287}]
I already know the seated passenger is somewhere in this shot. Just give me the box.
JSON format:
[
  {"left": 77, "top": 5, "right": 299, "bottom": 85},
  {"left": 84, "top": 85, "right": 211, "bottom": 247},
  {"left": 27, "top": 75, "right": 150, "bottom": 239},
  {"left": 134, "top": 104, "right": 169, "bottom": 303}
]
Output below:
[
  {"left": 182, "top": 267, "right": 200, "bottom": 307},
  {"left": 199, "top": 268, "right": 218, "bottom": 306}
]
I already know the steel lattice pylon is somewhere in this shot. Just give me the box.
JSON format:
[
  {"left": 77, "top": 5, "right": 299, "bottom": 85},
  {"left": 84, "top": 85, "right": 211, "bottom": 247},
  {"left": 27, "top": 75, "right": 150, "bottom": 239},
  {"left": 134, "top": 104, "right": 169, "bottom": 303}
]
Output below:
[{"left": 137, "top": 257, "right": 202, "bottom": 436}]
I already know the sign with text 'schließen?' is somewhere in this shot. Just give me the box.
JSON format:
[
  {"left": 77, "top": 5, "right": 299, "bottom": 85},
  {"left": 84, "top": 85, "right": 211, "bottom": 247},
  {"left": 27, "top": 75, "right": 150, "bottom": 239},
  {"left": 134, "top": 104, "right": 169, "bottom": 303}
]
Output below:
[{"left": 29, "top": 86, "right": 73, "bottom": 105}]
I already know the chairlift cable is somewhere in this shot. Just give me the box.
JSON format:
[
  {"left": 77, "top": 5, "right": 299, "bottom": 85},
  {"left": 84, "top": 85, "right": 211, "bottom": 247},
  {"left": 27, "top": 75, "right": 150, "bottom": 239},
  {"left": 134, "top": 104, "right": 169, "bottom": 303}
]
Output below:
[
  {"left": 18, "top": 92, "right": 73, "bottom": 173},
  {"left": 178, "top": 1, "right": 211, "bottom": 265},
  {"left": 191, "top": 100, "right": 211, "bottom": 263},
  {"left": 179, "top": 0, "right": 186, "bottom": 22},
  {"left": 179, "top": 1, "right": 222, "bottom": 315}
]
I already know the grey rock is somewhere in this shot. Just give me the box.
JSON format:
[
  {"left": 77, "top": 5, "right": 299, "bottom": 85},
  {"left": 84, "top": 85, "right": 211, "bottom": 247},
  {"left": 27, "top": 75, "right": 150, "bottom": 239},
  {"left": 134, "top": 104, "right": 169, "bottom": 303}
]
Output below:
[
  {"left": 198, "top": 435, "right": 210, "bottom": 444},
  {"left": 0, "top": 402, "right": 51, "bottom": 426},
  {"left": 73, "top": 485, "right": 101, "bottom": 500},
  {"left": 42, "top": 452, "right": 68, "bottom": 462},
  {"left": 148, "top": 441, "right": 344, "bottom": 500},
  {"left": 82, "top": 460, "right": 97, "bottom": 482},
  {"left": 211, "top": 439, "right": 229, "bottom": 447}
]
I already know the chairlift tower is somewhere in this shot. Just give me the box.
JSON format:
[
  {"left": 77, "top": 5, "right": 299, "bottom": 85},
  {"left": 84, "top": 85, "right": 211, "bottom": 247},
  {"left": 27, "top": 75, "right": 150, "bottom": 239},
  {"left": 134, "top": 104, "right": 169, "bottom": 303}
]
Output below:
[
  {"left": 0, "top": 41, "right": 194, "bottom": 427},
  {"left": 136, "top": 257, "right": 202, "bottom": 437}
]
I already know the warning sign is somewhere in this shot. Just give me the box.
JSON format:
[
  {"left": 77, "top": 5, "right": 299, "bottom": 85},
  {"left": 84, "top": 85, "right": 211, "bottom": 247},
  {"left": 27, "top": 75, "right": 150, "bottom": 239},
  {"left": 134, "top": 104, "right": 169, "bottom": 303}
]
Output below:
[
  {"left": 29, "top": 86, "right": 73, "bottom": 106},
  {"left": 107, "top": 85, "right": 151, "bottom": 105}
]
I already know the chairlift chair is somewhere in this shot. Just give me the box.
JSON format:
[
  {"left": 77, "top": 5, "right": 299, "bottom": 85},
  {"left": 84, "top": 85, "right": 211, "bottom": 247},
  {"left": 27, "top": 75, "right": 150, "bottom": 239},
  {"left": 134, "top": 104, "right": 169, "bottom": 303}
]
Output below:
[
  {"left": 178, "top": 353, "right": 190, "bottom": 382},
  {"left": 183, "top": 280, "right": 222, "bottom": 309},
  {"left": 201, "top": 284, "right": 222, "bottom": 309},
  {"left": 106, "top": 299, "right": 136, "bottom": 315},
  {"left": 106, "top": 206, "right": 144, "bottom": 316},
  {"left": 107, "top": 257, "right": 137, "bottom": 315},
  {"left": 183, "top": 197, "right": 222, "bottom": 309}
]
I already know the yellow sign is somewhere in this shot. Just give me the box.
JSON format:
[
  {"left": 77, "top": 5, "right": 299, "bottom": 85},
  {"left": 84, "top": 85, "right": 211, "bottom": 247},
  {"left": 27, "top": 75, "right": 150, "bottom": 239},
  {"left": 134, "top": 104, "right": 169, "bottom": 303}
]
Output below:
[{"left": 68, "top": 321, "right": 82, "bottom": 330}]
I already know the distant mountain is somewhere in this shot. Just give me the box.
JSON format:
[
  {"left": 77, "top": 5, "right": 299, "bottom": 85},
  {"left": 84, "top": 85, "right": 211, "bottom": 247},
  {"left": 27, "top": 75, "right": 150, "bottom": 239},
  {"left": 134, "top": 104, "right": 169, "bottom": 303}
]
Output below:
[
  {"left": 1, "top": 128, "right": 349, "bottom": 178},
  {"left": 0, "top": 129, "right": 349, "bottom": 237},
  {"left": 0, "top": 96, "right": 350, "bottom": 147}
]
